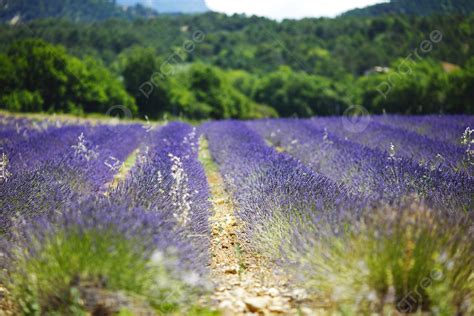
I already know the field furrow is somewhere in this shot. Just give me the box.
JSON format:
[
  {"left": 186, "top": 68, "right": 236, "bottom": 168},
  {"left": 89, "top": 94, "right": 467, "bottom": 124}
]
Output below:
[{"left": 200, "top": 137, "right": 303, "bottom": 315}]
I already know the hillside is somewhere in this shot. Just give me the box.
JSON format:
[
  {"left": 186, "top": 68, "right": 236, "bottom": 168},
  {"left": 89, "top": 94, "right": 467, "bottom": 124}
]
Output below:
[
  {"left": 0, "top": 11, "right": 472, "bottom": 118},
  {"left": 0, "top": 1, "right": 473, "bottom": 118},
  {"left": 3, "top": 0, "right": 474, "bottom": 23},
  {"left": 0, "top": 0, "right": 209, "bottom": 23},
  {"left": 1, "top": 12, "right": 471, "bottom": 76},
  {"left": 343, "top": 0, "right": 474, "bottom": 17},
  {"left": 0, "top": 0, "right": 158, "bottom": 22},
  {"left": 117, "top": 0, "right": 209, "bottom": 13}
]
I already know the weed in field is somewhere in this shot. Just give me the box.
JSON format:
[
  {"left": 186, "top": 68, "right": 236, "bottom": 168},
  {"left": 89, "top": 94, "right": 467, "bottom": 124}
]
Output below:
[
  {"left": 0, "top": 153, "right": 11, "bottom": 184},
  {"left": 285, "top": 201, "right": 473, "bottom": 314},
  {"left": 460, "top": 127, "right": 473, "bottom": 174},
  {"left": 4, "top": 227, "right": 203, "bottom": 315},
  {"left": 169, "top": 153, "right": 192, "bottom": 227},
  {"left": 71, "top": 133, "right": 99, "bottom": 162}
]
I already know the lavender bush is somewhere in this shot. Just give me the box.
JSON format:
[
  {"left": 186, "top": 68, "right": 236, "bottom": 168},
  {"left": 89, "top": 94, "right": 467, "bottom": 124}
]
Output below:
[
  {"left": 111, "top": 122, "right": 212, "bottom": 274},
  {"left": 0, "top": 124, "right": 145, "bottom": 233},
  {"left": 1, "top": 198, "right": 206, "bottom": 314},
  {"left": 203, "top": 120, "right": 358, "bottom": 257},
  {"left": 310, "top": 116, "right": 469, "bottom": 174},
  {"left": 206, "top": 118, "right": 472, "bottom": 314},
  {"left": 249, "top": 119, "right": 472, "bottom": 212},
  {"left": 1, "top": 119, "right": 212, "bottom": 314},
  {"left": 371, "top": 114, "right": 472, "bottom": 146}
]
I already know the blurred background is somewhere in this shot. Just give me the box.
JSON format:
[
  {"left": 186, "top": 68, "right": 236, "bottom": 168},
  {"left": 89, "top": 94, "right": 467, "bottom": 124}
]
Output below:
[{"left": 0, "top": 0, "right": 473, "bottom": 120}]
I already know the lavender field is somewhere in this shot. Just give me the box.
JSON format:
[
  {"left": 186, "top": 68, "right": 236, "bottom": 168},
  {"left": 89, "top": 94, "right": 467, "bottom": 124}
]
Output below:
[{"left": 0, "top": 114, "right": 473, "bottom": 315}]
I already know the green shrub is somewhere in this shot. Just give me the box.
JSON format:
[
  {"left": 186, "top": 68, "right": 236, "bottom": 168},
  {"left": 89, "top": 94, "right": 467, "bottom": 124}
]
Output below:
[
  {"left": 359, "top": 59, "right": 451, "bottom": 114},
  {"left": 0, "top": 90, "right": 44, "bottom": 112},
  {"left": 6, "top": 228, "right": 201, "bottom": 315},
  {"left": 1, "top": 39, "right": 137, "bottom": 115},
  {"left": 254, "top": 66, "right": 352, "bottom": 117}
]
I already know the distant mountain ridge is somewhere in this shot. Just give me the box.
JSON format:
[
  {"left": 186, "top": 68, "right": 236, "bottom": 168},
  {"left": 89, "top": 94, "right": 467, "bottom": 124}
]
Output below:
[
  {"left": 117, "top": 0, "right": 209, "bottom": 13},
  {"left": 2, "top": 0, "right": 473, "bottom": 23},
  {"left": 0, "top": 0, "right": 209, "bottom": 23},
  {"left": 343, "top": 0, "right": 474, "bottom": 17},
  {"left": 0, "top": 0, "right": 158, "bottom": 22}
]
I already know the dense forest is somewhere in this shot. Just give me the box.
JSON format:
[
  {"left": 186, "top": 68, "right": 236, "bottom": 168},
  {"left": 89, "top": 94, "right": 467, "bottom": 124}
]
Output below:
[
  {"left": 0, "top": 0, "right": 473, "bottom": 119},
  {"left": 343, "top": 0, "right": 474, "bottom": 17},
  {"left": 0, "top": 0, "right": 159, "bottom": 22}
]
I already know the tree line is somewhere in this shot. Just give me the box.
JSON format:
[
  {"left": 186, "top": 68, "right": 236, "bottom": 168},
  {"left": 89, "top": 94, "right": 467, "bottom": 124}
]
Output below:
[{"left": 0, "top": 12, "right": 472, "bottom": 118}]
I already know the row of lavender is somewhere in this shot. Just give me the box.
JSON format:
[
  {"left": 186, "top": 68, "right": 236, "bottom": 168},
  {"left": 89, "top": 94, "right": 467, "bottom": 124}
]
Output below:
[
  {"left": 110, "top": 122, "right": 211, "bottom": 278},
  {"left": 370, "top": 114, "right": 473, "bottom": 146},
  {"left": 0, "top": 115, "right": 52, "bottom": 150},
  {"left": 1, "top": 122, "right": 145, "bottom": 232},
  {"left": 203, "top": 121, "right": 357, "bottom": 254},
  {"left": 0, "top": 118, "right": 212, "bottom": 314},
  {"left": 249, "top": 119, "right": 472, "bottom": 211},
  {"left": 204, "top": 117, "right": 473, "bottom": 315},
  {"left": 311, "top": 116, "right": 472, "bottom": 174}
]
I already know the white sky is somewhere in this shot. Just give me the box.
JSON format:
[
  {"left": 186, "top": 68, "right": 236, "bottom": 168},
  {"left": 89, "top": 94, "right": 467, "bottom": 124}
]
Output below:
[{"left": 205, "top": 0, "right": 387, "bottom": 20}]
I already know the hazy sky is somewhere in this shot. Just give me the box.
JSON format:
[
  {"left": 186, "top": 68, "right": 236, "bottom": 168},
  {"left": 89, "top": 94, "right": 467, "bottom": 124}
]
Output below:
[{"left": 205, "top": 0, "right": 387, "bottom": 19}]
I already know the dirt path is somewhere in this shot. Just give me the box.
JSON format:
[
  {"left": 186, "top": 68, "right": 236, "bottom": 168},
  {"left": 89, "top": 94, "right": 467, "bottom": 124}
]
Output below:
[
  {"left": 199, "top": 138, "right": 313, "bottom": 315},
  {"left": 0, "top": 286, "right": 14, "bottom": 316},
  {"left": 105, "top": 147, "right": 141, "bottom": 193}
]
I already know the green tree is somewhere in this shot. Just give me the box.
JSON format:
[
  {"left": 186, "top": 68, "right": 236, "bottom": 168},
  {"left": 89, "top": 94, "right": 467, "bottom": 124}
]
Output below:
[
  {"left": 1, "top": 90, "right": 44, "bottom": 112},
  {"left": 68, "top": 56, "right": 137, "bottom": 114},
  {"left": 121, "top": 47, "right": 173, "bottom": 118},
  {"left": 0, "top": 53, "right": 17, "bottom": 95},
  {"left": 1, "top": 39, "right": 136, "bottom": 114},
  {"left": 255, "top": 66, "right": 352, "bottom": 117},
  {"left": 167, "top": 63, "right": 276, "bottom": 119},
  {"left": 7, "top": 38, "right": 69, "bottom": 111},
  {"left": 446, "top": 58, "right": 474, "bottom": 114},
  {"left": 359, "top": 59, "right": 449, "bottom": 114}
]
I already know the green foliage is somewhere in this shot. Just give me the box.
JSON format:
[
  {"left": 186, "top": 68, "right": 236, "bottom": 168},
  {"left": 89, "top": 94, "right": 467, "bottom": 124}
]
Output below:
[
  {"left": 255, "top": 66, "right": 352, "bottom": 117},
  {"left": 119, "top": 53, "right": 277, "bottom": 119},
  {"left": 343, "top": 0, "right": 474, "bottom": 17},
  {"left": 359, "top": 58, "right": 474, "bottom": 114},
  {"left": 68, "top": 56, "right": 137, "bottom": 114},
  {"left": 0, "top": 9, "right": 473, "bottom": 118},
  {"left": 7, "top": 39, "right": 70, "bottom": 111},
  {"left": 283, "top": 203, "right": 473, "bottom": 314},
  {"left": 2, "top": 12, "right": 472, "bottom": 78},
  {"left": 7, "top": 228, "right": 200, "bottom": 315},
  {"left": 171, "top": 63, "right": 277, "bottom": 119},
  {"left": 0, "top": 53, "right": 17, "bottom": 94},
  {"left": 120, "top": 47, "right": 172, "bottom": 117},
  {"left": 359, "top": 59, "right": 449, "bottom": 114},
  {"left": 1, "top": 90, "right": 44, "bottom": 112},
  {"left": 0, "top": 0, "right": 158, "bottom": 22},
  {"left": 446, "top": 57, "right": 474, "bottom": 114},
  {"left": 0, "top": 39, "right": 136, "bottom": 115},
  {"left": 186, "top": 63, "right": 248, "bottom": 119}
]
